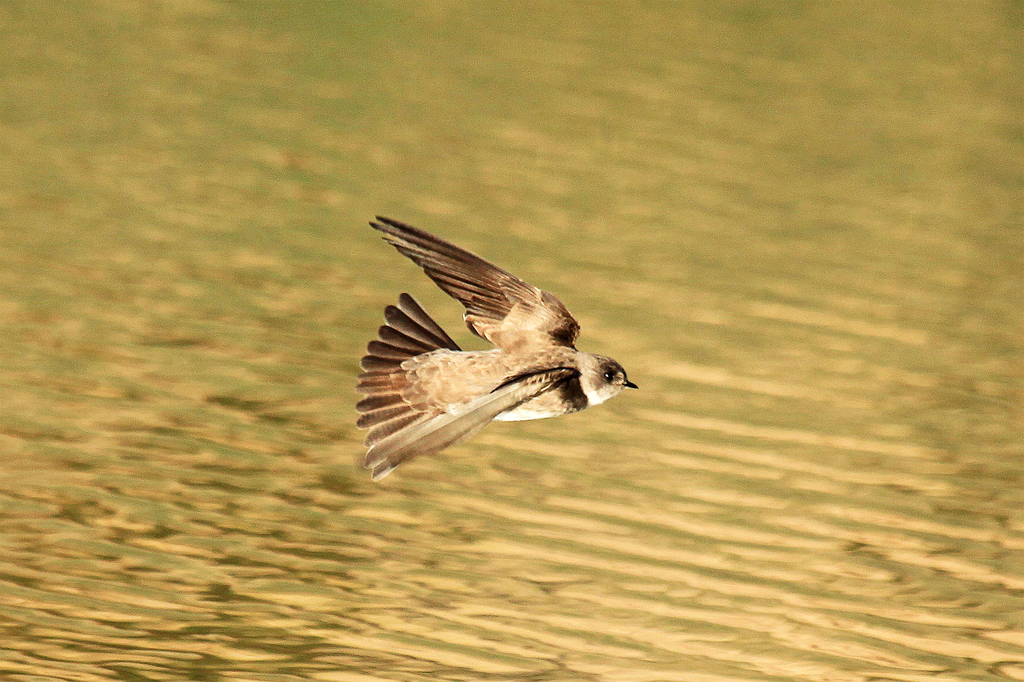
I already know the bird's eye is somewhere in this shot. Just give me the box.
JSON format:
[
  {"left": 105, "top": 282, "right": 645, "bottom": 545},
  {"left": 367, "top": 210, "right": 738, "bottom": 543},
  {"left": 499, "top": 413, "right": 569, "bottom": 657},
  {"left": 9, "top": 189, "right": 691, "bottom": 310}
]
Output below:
[{"left": 604, "top": 370, "right": 616, "bottom": 382}]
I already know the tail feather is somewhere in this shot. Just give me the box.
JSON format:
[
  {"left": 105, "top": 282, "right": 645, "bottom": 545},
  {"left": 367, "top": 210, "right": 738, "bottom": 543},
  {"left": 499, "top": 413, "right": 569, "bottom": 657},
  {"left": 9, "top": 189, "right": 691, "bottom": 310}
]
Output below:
[
  {"left": 356, "top": 294, "right": 460, "bottom": 477},
  {"left": 358, "top": 355, "right": 395, "bottom": 371},
  {"left": 357, "top": 403, "right": 412, "bottom": 429},
  {"left": 356, "top": 375, "right": 398, "bottom": 393},
  {"left": 365, "top": 341, "right": 410, "bottom": 362},
  {"left": 355, "top": 393, "right": 404, "bottom": 413},
  {"left": 383, "top": 293, "right": 460, "bottom": 352},
  {"left": 393, "top": 292, "right": 460, "bottom": 349}
]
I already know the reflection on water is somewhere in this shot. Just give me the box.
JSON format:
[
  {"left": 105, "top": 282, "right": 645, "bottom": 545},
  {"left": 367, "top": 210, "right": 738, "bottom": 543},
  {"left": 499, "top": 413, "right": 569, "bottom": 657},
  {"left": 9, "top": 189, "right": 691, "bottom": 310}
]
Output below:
[{"left": 1, "top": 0, "right": 1022, "bottom": 680}]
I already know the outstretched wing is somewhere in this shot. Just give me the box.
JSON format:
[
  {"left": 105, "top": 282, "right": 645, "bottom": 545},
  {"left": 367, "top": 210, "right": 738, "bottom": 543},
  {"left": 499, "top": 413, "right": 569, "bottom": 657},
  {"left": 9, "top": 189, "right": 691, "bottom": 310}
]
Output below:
[
  {"left": 371, "top": 216, "right": 580, "bottom": 349},
  {"left": 363, "top": 366, "right": 578, "bottom": 480},
  {"left": 356, "top": 293, "right": 461, "bottom": 461}
]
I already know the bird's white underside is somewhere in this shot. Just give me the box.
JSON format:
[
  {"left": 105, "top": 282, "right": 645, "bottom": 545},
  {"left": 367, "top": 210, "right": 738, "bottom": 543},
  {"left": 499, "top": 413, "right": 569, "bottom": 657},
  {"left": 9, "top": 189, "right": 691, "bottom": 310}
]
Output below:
[{"left": 494, "top": 405, "right": 564, "bottom": 421}]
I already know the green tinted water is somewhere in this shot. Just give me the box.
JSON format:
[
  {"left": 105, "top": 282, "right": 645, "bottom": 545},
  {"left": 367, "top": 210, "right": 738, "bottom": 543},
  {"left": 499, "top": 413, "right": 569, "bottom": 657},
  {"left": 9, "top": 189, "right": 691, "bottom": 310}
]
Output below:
[{"left": 1, "top": 1, "right": 1022, "bottom": 680}]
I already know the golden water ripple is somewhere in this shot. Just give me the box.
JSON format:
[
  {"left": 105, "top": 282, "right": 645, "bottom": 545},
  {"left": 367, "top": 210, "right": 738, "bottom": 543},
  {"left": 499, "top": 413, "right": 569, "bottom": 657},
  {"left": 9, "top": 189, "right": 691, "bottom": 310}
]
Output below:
[{"left": 1, "top": 0, "right": 1022, "bottom": 680}]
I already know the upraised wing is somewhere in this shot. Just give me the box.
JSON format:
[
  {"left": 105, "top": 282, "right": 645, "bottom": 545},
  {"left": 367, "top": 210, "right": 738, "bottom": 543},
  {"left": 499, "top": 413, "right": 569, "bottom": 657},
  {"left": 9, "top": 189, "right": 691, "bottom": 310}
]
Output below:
[{"left": 371, "top": 217, "right": 580, "bottom": 349}]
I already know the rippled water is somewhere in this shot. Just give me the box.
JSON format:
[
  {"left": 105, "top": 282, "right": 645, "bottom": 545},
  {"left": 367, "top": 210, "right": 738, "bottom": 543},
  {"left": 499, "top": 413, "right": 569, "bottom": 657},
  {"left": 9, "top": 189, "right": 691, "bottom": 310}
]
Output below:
[{"left": 2, "top": 1, "right": 1022, "bottom": 680}]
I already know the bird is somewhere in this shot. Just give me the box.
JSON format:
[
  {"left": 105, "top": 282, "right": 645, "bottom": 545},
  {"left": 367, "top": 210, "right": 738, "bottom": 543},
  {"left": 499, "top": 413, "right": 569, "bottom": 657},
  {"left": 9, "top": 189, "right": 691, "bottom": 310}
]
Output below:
[{"left": 356, "top": 216, "right": 636, "bottom": 480}]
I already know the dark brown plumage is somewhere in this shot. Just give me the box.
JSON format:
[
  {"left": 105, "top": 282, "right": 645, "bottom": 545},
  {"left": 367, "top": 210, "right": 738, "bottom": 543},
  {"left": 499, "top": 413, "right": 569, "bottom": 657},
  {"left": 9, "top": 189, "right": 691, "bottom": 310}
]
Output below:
[{"left": 356, "top": 217, "right": 635, "bottom": 480}]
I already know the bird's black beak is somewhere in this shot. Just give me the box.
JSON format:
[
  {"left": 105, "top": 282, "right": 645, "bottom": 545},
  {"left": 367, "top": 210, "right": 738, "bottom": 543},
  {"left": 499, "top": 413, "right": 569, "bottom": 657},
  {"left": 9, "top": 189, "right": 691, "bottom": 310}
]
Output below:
[{"left": 625, "top": 380, "right": 638, "bottom": 389}]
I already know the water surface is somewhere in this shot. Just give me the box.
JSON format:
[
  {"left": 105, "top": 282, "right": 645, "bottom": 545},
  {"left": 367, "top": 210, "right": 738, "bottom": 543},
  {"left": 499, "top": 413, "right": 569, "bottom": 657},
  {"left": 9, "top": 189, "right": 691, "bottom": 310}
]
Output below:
[{"left": 1, "top": 1, "right": 1022, "bottom": 680}]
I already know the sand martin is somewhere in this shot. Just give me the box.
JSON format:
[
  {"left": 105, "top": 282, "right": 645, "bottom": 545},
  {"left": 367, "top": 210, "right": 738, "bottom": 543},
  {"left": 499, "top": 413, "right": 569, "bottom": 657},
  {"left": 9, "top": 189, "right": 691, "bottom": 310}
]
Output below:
[{"left": 356, "top": 216, "right": 636, "bottom": 480}]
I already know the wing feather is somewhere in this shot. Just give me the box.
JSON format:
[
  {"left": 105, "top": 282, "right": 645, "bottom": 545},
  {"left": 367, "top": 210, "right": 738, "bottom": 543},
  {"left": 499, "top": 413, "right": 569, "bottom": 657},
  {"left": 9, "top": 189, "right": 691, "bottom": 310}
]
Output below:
[
  {"left": 364, "top": 367, "right": 578, "bottom": 480},
  {"left": 371, "top": 217, "right": 580, "bottom": 348}
]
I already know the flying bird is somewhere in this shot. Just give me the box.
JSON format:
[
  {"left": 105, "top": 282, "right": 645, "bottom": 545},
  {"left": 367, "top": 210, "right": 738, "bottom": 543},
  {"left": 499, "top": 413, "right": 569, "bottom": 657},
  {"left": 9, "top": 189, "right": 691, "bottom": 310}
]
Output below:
[{"left": 356, "top": 217, "right": 636, "bottom": 480}]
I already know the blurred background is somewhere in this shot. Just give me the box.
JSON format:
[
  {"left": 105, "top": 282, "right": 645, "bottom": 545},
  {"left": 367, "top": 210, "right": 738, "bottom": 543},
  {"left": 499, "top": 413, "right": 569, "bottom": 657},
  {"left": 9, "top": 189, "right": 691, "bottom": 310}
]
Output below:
[{"left": 1, "top": 1, "right": 1022, "bottom": 680}]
